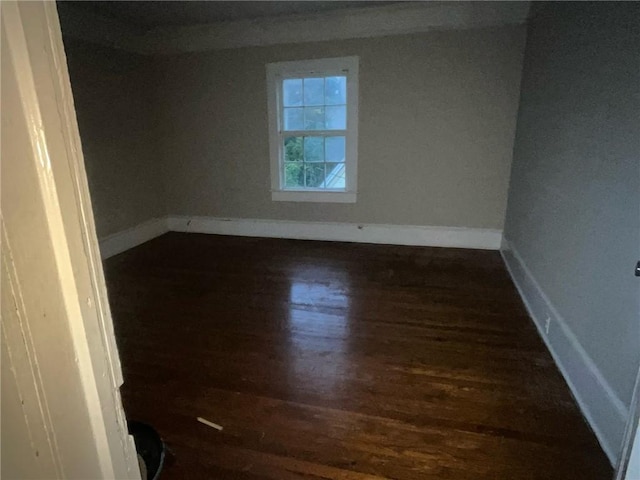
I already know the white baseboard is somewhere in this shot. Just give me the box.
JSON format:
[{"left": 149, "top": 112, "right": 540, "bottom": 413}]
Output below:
[
  {"left": 501, "top": 239, "right": 627, "bottom": 465},
  {"left": 99, "top": 216, "right": 502, "bottom": 259},
  {"left": 167, "top": 215, "right": 503, "bottom": 250},
  {"left": 99, "top": 217, "right": 169, "bottom": 259}
]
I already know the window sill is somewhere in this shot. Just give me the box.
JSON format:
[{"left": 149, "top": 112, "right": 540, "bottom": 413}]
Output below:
[{"left": 271, "top": 190, "right": 357, "bottom": 203}]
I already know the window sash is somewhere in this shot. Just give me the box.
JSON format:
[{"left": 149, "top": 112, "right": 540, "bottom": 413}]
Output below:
[
  {"left": 278, "top": 77, "right": 348, "bottom": 132},
  {"left": 279, "top": 135, "right": 347, "bottom": 191},
  {"left": 277, "top": 76, "right": 349, "bottom": 191},
  {"left": 267, "top": 57, "right": 358, "bottom": 202},
  {"left": 280, "top": 130, "right": 347, "bottom": 137}
]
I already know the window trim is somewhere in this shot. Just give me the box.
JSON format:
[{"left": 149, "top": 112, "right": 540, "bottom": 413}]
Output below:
[{"left": 266, "top": 56, "right": 359, "bottom": 203}]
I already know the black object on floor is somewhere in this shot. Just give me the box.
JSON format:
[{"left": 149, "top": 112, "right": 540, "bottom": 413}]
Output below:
[{"left": 127, "top": 421, "right": 165, "bottom": 480}]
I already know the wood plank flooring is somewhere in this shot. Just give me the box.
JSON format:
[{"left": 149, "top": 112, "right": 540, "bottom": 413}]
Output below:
[{"left": 105, "top": 233, "right": 612, "bottom": 479}]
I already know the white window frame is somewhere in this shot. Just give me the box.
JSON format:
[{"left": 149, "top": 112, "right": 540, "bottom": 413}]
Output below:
[{"left": 266, "top": 56, "right": 359, "bottom": 203}]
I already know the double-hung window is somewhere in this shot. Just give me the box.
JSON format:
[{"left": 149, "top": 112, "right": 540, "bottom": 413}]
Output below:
[{"left": 267, "top": 56, "right": 359, "bottom": 203}]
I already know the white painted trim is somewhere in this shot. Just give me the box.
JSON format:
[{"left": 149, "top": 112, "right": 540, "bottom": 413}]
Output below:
[
  {"left": 99, "top": 218, "right": 169, "bottom": 259},
  {"left": 3, "top": 2, "right": 140, "bottom": 477},
  {"left": 616, "top": 368, "right": 640, "bottom": 479},
  {"left": 266, "top": 56, "right": 359, "bottom": 201},
  {"left": 59, "top": 2, "right": 531, "bottom": 55},
  {"left": 501, "top": 238, "right": 628, "bottom": 465},
  {"left": 271, "top": 191, "right": 357, "bottom": 203},
  {"left": 49, "top": 0, "right": 126, "bottom": 389},
  {"left": 167, "top": 216, "right": 502, "bottom": 250},
  {"left": 100, "top": 216, "right": 501, "bottom": 258}
]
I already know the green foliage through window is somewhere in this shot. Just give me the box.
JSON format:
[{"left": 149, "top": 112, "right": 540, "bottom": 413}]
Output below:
[{"left": 280, "top": 74, "right": 348, "bottom": 190}]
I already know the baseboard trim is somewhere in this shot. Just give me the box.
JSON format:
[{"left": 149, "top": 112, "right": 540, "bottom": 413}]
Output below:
[
  {"left": 99, "top": 216, "right": 502, "bottom": 259},
  {"left": 166, "top": 215, "right": 503, "bottom": 250},
  {"left": 99, "top": 217, "right": 169, "bottom": 259},
  {"left": 501, "top": 239, "right": 627, "bottom": 465}
]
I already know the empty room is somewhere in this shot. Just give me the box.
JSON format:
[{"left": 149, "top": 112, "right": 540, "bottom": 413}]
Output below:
[{"left": 2, "top": 1, "right": 639, "bottom": 479}]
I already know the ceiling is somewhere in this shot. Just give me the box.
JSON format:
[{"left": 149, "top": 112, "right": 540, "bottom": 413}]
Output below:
[{"left": 65, "top": 1, "right": 399, "bottom": 29}]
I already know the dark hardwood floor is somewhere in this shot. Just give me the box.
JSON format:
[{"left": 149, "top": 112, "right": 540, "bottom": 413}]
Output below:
[{"left": 105, "top": 232, "right": 612, "bottom": 479}]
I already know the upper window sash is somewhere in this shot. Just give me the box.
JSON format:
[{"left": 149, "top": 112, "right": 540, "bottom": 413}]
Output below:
[{"left": 278, "top": 75, "right": 348, "bottom": 132}]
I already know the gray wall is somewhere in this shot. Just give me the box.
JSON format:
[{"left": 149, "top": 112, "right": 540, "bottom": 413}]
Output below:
[
  {"left": 504, "top": 0, "right": 639, "bottom": 416},
  {"left": 64, "top": 40, "right": 165, "bottom": 238},
  {"left": 158, "top": 26, "right": 526, "bottom": 229}
]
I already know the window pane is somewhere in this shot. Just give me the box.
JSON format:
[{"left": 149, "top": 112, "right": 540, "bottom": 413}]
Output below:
[
  {"left": 304, "top": 107, "right": 325, "bottom": 130},
  {"left": 283, "top": 79, "right": 302, "bottom": 107},
  {"left": 325, "top": 106, "right": 346, "bottom": 130},
  {"left": 304, "top": 137, "right": 324, "bottom": 162},
  {"left": 303, "top": 77, "right": 324, "bottom": 106},
  {"left": 325, "top": 163, "right": 346, "bottom": 189},
  {"left": 284, "top": 162, "right": 304, "bottom": 188},
  {"left": 283, "top": 137, "right": 303, "bottom": 162},
  {"left": 283, "top": 108, "right": 303, "bottom": 131},
  {"left": 304, "top": 164, "right": 325, "bottom": 188},
  {"left": 325, "top": 76, "right": 346, "bottom": 105},
  {"left": 325, "top": 136, "right": 345, "bottom": 162}
]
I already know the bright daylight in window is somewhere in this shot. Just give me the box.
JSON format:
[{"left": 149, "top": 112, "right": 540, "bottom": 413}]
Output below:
[{"left": 267, "top": 57, "right": 358, "bottom": 203}]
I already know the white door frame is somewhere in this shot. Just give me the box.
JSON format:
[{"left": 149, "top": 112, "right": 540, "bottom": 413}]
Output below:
[{"left": 1, "top": 1, "right": 139, "bottom": 477}]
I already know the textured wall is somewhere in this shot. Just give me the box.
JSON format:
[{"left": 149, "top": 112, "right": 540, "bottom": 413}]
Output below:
[
  {"left": 504, "top": 2, "right": 640, "bottom": 405},
  {"left": 64, "top": 39, "right": 165, "bottom": 238},
  {"left": 158, "top": 26, "right": 526, "bottom": 229}
]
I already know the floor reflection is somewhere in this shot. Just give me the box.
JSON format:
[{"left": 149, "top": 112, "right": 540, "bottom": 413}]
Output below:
[{"left": 286, "top": 264, "right": 352, "bottom": 397}]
